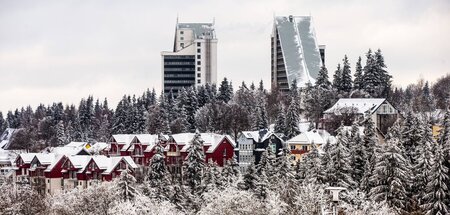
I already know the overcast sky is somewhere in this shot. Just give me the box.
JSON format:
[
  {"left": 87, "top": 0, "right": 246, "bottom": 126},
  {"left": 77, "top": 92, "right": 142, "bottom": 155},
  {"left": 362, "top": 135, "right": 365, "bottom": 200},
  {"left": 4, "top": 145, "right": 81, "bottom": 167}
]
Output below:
[{"left": 0, "top": 0, "right": 449, "bottom": 113}]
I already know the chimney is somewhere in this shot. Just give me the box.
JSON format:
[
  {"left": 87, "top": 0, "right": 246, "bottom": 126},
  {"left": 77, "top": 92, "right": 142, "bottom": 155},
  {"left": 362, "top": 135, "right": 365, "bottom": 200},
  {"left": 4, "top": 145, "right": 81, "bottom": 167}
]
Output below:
[{"left": 289, "top": 15, "right": 293, "bottom": 22}]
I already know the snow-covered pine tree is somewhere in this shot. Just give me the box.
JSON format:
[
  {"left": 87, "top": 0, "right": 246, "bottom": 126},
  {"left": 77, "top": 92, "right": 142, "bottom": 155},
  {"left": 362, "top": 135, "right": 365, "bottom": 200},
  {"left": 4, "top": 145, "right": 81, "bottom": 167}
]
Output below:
[
  {"left": 147, "top": 142, "right": 170, "bottom": 200},
  {"left": 318, "top": 140, "right": 332, "bottom": 184},
  {"left": 185, "top": 87, "right": 199, "bottom": 131},
  {"left": 54, "top": 120, "right": 66, "bottom": 146},
  {"left": 362, "top": 112, "right": 378, "bottom": 164},
  {"left": 316, "top": 65, "right": 331, "bottom": 89},
  {"left": 414, "top": 120, "right": 435, "bottom": 205},
  {"left": 353, "top": 56, "right": 363, "bottom": 91},
  {"left": 359, "top": 114, "right": 380, "bottom": 193},
  {"left": 349, "top": 124, "right": 365, "bottom": 186},
  {"left": 116, "top": 169, "right": 138, "bottom": 202},
  {"left": 240, "top": 163, "right": 259, "bottom": 191},
  {"left": 255, "top": 105, "right": 268, "bottom": 130},
  {"left": 369, "top": 132, "right": 411, "bottom": 214},
  {"left": 183, "top": 131, "right": 206, "bottom": 192},
  {"left": 0, "top": 112, "right": 7, "bottom": 134},
  {"left": 303, "top": 143, "right": 321, "bottom": 184},
  {"left": 340, "top": 55, "right": 353, "bottom": 93},
  {"left": 221, "top": 156, "right": 240, "bottom": 187},
  {"left": 256, "top": 146, "right": 276, "bottom": 179},
  {"left": 112, "top": 97, "right": 127, "bottom": 134},
  {"left": 421, "top": 144, "right": 449, "bottom": 215},
  {"left": 401, "top": 110, "right": 423, "bottom": 165},
  {"left": 285, "top": 99, "right": 301, "bottom": 139},
  {"left": 421, "top": 81, "right": 434, "bottom": 112},
  {"left": 362, "top": 49, "right": 378, "bottom": 97},
  {"left": 332, "top": 64, "right": 342, "bottom": 91},
  {"left": 374, "top": 49, "right": 392, "bottom": 98},
  {"left": 217, "top": 77, "right": 233, "bottom": 103},
  {"left": 328, "top": 126, "right": 356, "bottom": 188},
  {"left": 274, "top": 106, "right": 286, "bottom": 135}
]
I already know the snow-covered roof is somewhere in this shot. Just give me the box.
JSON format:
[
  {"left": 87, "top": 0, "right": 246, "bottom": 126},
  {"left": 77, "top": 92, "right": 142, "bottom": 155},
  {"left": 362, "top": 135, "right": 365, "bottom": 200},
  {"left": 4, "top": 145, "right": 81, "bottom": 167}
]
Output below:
[
  {"left": 44, "top": 155, "right": 65, "bottom": 172},
  {"left": 17, "top": 153, "right": 39, "bottom": 164},
  {"left": 274, "top": 15, "right": 322, "bottom": 88},
  {"left": 92, "top": 155, "right": 110, "bottom": 170},
  {"left": 34, "top": 153, "right": 56, "bottom": 165},
  {"left": 65, "top": 142, "right": 88, "bottom": 148},
  {"left": 177, "top": 23, "right": 215, "bottom": 39},
  {"left": 112, "top": 134, "right": 135, "bottom": 144},
  {"left": 103, "top": 156, "right": 138, "bottom": 174},
  {"left": 166, "top": 133, "right": 236, "bottom": 153},
  {"left": 67, "top": 155, "right": 91, "bottom": 169},
  {"left": 323, "top": 98, "right": 387, "bottom": 115},
  {"left": 48, "top": 146, "right": 88, "bottom": 156},
  {"left": 287, "top": 130, "right": 334, "bottom": 145},
  {"left": 240, "top": 129, "right": 282, "bottom": 143},
  {"left": 88, "top": 142, "right": 109, "bottom": 153}
]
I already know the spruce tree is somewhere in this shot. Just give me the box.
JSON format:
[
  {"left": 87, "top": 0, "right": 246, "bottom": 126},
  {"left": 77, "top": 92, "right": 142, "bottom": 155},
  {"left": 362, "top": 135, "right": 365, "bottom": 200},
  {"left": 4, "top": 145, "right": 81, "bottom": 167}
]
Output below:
[
  {"left": 369, "top": 132, "right": 411, "bottom": 214},
  {"left": 303, "top": 143, "right": 321, "bottom": 184},
  {"left": 349, "top": 124, "right": 365, "bottom": 186},
  {"left": 315, "top": 65, "right": 331, "bottom": 89},
  {"left": 240, "top": 163, "right": 258, "bottom": 191},
  {"left": 353, "top": 56, "right": 364, "bottom": 90},
  {"left": 340, "top": 55, "right": 353, "bottom": 93},
  {"left": 421, "top": 144, "right": 449, "bottom": 215},
  {"left": 328, "top": 126, "right": 355, "bottom": 188},
  {"left": 414, "top": 121, "right": 434, "bottom": 205},
  {"left": 285, "top": 99, "right": 300, "bottom": 139},
  {"left": 374, "top": 49, "right": 392, "bottom": 98},
  {"left": 184, "top": 131, "right": 206, "bottom": 192},
  {"left": 362, "top": 49, "right": 378, "bottom": 97},
  {"left": 274, "top": 107, "right": 286, "bottom": 135},
  {"left": 116, "top": 169, "right": 138, "bottom": 202},
  {"left": 332, "top": 64, "right": 342, "bottom": 91},
  {"left": 217, "top": 77, "right": 233, "bottom": 103}
]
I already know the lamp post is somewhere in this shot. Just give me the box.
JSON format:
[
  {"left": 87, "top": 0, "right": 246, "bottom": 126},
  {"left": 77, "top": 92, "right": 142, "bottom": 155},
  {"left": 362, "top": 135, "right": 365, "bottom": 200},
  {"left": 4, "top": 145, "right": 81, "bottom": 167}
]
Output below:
[{"left": 324, "top": 187, "right": 346, "bottom": 215}]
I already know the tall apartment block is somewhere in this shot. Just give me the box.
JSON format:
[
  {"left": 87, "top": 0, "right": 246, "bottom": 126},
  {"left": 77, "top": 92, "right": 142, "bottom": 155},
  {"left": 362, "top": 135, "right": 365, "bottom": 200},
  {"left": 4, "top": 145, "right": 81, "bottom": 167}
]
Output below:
[
  {"left": 161, "top": 20, "right": 218, "bottom": 95},
  {"left": 271, "top": 15, "right": 325, "bottom": 91}
]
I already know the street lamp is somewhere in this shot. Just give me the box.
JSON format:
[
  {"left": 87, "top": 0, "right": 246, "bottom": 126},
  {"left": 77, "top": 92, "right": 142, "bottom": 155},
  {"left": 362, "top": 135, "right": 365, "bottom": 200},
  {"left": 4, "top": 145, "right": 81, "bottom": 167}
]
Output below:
[{"left": 324, "top": 187, "right": 346, "bottom": 215}]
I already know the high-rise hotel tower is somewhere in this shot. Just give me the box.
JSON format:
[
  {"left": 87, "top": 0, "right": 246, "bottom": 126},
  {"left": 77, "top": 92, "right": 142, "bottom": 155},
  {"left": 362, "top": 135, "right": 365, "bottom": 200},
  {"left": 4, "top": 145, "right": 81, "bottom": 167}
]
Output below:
[
  {"left": 161, "top": 20, "right": 218, "bottom": 95},
  {"left": 271, "top": 15, "right": 325, "bottom": 91}
]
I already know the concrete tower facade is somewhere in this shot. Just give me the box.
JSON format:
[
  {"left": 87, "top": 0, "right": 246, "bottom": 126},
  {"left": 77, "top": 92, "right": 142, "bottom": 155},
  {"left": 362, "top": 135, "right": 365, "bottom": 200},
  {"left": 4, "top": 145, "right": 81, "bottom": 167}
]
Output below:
[
  {"left": 161, "top": 20, "right": 217, "bottom": 95},
  {"left": 271, "top": 15, "right": 325, "bottom": 91}
]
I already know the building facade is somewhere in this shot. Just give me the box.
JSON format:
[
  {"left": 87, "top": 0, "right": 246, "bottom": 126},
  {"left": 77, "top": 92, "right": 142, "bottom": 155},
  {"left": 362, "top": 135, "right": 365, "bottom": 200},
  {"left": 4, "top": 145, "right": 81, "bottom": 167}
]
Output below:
[
  {"left": 237, "top": 129, "right": 285, "bottom": 173},
  {"left": 271, "top": 15, "right": 325, "bottom": 91},
  {"left": 161, "top": 20, "right": 218, "bottom": 95}
]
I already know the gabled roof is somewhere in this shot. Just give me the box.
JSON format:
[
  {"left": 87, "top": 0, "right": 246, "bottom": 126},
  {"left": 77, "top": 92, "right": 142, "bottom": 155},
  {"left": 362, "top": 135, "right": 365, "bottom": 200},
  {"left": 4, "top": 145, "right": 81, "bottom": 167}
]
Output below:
[
  {"left": 240, "top": 129, "right": 283, "bottom": 143},
  {"left": 65, "top": 142, "right": 88, "bottom": 148},
  {"left": 66, "top": 155, "right": 91, "bottom": 170},
  {"left": 88, "top": 142, "right": 109, "bottom": 153},
  {"left": 112, "top": 134, "right": 135, "bottom": 144},
  {"left": 17, "top": 153, "right": 39, "bottom": 164},
  {"left": 165, "top": 133, "right": 236, "bottom": 153},
  {"left": 287, "top": 130, "right": 332, "bottom": 145},
  {"left": 34, "top": 153, "right": 56, "bottom": 165},
  {"left": 48, "top": 146, "right": 89, "bottom": 156},
  {"left": 103, "top": 156, "right": 138, "bottom": 175},
  {"left": 323, "top": 98, "right": 387, "bottom": 115}
]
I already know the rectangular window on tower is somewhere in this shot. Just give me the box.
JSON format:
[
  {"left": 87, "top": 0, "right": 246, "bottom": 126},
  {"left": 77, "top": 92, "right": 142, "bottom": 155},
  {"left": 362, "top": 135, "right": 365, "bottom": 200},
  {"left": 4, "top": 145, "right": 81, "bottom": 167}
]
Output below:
[
  {"left": 197, "top": 48, "right": 201, "bottom": 53},
  {"left": 197, "top": 80, "right": 201, "bottom": 84},
  {"left": 197, "top": 61, "right": 201, "bottom": 65},
  {"left": 197, "top": 73, "right": 201, "bottom": 78},
  {"left": 197, "top": 42, "right": 201, "bottom": 46},
  {"left": 180, "top": 31, "right": 184, "bottom": 34},
  {"left": 197, "top": 55, "right": 201, "bottom": 59},
  {"left": 197, "top": 67, "right": 201, "bottom": 71}
]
